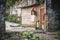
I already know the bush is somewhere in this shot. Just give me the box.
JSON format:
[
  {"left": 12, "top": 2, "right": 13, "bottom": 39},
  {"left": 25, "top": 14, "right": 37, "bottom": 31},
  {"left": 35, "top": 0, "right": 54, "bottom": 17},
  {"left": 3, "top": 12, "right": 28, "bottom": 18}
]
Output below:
[
  {"left": 5, "top": 14, "right": 21, "bottom": 24},
  {"left": 6, "top": 32, "right": 12, "bottom": 38},
  {"left": 57, "top": 30, "right": 60, "bottom": 40},
  {"left": 20, "top": 32, "right": 40, "bottom": 40}
]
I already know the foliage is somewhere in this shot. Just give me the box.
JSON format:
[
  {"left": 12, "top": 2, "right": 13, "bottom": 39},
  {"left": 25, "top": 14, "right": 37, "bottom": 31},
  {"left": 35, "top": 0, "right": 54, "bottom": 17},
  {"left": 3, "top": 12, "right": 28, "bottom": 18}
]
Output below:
[
  {"left": 45, "top": 38, "right": 49, "bottom": 40},
  {"left": 6, "top": 0, "right": 19, "bottom": 9},
  {"left": 20, "top": 32, "right": 50, "bottom": 40},
  {"left": 57, "top": 30, "right": 60, "bottom": 40},
  {"left": 6, "top": 14, "right": 21, "bottom": 24},
  {"left": 14, "top": 37, "right": 19, "bottom": 40},
  {"left": 20, "top": 32, "right": 40, "bottom": 40},
  {"left": 6, "top": 32, "right": 12, "bottom": 38}
]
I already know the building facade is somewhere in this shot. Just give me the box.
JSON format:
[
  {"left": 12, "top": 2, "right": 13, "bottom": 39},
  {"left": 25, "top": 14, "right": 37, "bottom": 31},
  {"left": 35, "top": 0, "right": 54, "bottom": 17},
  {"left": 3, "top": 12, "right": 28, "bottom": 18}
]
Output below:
[
  {"left": 20, "top": 0, "right": 46, "bottom": 28},
  {"left": 10, "top": 2, "right": 21, "bottom": 17},
  {"left": 9, "top": 0, "right": 47, "bottom": 30}
]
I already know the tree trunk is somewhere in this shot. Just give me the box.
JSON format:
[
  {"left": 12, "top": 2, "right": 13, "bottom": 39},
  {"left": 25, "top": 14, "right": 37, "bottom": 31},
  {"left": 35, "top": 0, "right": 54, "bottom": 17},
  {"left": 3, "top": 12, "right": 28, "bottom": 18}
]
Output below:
[
  {"left": 0, "top": 0, "right": 6, "bottom": 40},
  {"left": 46, "top": 0, "right": 60, "bottom": 31}
]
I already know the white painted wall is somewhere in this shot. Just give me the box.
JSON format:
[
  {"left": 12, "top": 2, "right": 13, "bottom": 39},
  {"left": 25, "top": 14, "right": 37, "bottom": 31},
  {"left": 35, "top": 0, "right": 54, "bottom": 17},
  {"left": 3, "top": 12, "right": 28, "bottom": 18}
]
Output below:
[
  {"left": 17, "top": 9, "right": 21, "bottom": 16},
  {"left": 10, "top": 4, "right": 21, "bottom": 17},
  {"left": 22, "top": 8, "right": 36, "bottom": 26}
]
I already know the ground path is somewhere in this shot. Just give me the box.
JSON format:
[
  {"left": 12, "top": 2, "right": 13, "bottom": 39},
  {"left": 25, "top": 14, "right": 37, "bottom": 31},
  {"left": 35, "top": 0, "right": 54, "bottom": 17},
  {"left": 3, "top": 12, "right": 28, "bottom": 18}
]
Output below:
[{"left": 5, "top": 21, "right": 58, "bottom": 40}]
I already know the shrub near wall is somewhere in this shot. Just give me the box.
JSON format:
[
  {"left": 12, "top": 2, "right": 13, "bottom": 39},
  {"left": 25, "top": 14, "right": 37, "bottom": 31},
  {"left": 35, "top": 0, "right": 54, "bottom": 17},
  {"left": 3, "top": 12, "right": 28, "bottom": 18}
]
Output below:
[
  {"left": 6, "top": 14, "right": 21, "bottom": 24},
  {"left": 20, "top": 32, "right": 40, "bottom": 40},
  {"left": 20, "top": 32, "right": 49, "bottom": 40}
]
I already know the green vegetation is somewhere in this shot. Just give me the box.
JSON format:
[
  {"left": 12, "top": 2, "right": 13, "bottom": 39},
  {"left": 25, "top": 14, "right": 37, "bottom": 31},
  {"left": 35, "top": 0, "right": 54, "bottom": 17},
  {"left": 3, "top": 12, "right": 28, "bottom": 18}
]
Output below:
[
  {"left": 6, "top": 0, "right": 19, "bottom": 9},
  {"left": 20, "top": 32, "right": 49, "bottom": 40},
  {"left": 20, "top": 32, "right": 40, "bottom": 40},
  {"left": 6, "top": 14, "right": 21, "bottom": 24},
  {"left": 54, "top": 30, "right": 60, "bottom": 40},
  {"left": 6, "top": 32, "right": 12, "bottom": 38},
  {"left": 57, "top": 30, "right": 60, "bottom": 40},
  {"left": 5, "top": 32, "right": 50, "bottom": 40}
]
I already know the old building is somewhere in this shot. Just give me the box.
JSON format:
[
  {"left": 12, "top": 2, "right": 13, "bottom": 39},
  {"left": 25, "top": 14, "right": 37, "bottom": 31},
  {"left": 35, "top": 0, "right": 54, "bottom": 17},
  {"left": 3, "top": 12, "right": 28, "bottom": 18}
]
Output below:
[
  {"left": 9, "top": 0, "right": 46, "bottom": 30},
  {"left": 10, "top": 2, "right": 21, "bottom": 17},
  {"left": 20, "top": 0, "right": 46, "bottom": 28}
]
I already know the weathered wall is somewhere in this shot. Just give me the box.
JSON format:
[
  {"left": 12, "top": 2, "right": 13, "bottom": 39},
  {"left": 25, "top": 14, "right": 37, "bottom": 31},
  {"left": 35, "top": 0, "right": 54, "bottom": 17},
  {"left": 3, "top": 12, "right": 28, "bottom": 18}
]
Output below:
[
  {"left": 10, "top": 5, "right": 21, "bottom": 17},
  {"left": 21, "top": 4, "right": 44, "bottom": 27},
  {"left": 22, "top": 7, "right": 36, "bottom": 27}
]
